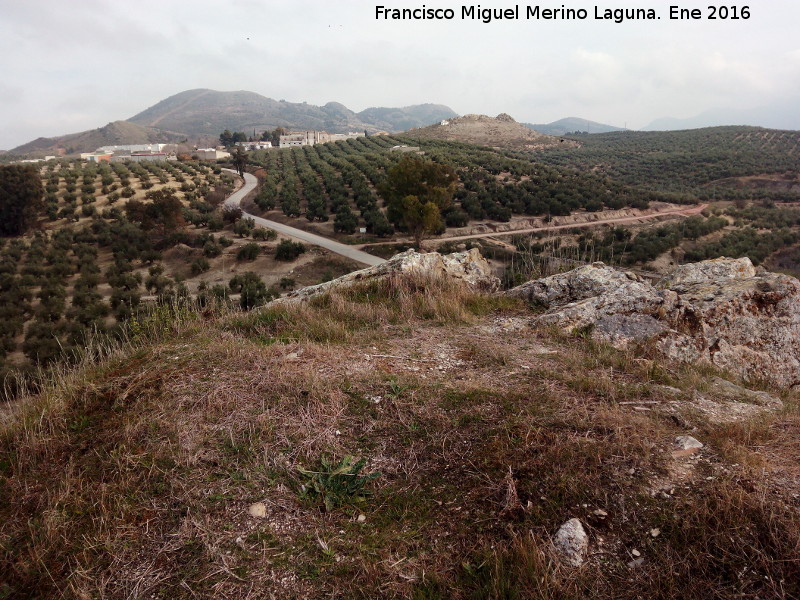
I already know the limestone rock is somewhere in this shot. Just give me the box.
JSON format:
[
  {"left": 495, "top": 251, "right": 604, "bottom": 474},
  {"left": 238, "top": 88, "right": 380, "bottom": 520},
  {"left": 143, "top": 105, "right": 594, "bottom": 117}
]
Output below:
[
  {"left": 507, "top": 262, "right": 652, "bottom": 308},
  {"left": 553, "top": 518, "right": 588, "bottom": 567},
  {"left": 707, "top": 377, "right": 783, "bottom": 409},
  {"left": 508, "top": 258, "right": 800, "bottom": 388},
  {"left": 674, "top": 435, "right": 703, "bottom": 451},
  {"left": 666, "top": 257, "right": 756, "bottom": 288},
  {"left": 277, "top": 249, "right": 499, "bottom": 304}
]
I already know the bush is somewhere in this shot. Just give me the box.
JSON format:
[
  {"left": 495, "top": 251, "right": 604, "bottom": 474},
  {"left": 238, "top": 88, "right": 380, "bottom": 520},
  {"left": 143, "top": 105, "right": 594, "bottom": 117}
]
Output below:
[
  {"left": 190, "top": 257, "right": 210, "bottom": 275},
  {"left": 222, "top": 205, "right": 243, "bottom": 223},
  {"left": 275, "top": 239, "right": 306, "bottom": 261},
  {"left": 203, "top": 241, "right": 222, "bottom": 258},
  {"left": 251, "top": 227, "right": 276, "bottom": 241},
  {"left": 229, "top": 271, "right": 273, "bottom": 309},
  {"left": 236, "top": 242, "right": 261, "bottom": 261}
]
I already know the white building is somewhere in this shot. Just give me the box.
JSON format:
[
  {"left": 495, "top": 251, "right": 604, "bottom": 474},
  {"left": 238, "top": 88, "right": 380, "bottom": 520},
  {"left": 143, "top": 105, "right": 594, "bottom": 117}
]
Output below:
[
  {"left": 235, "top": 141, "right": 272, "bottom": 150},
  {"left": 279, "top": 130, "right": 365, "bottom": 148},
  {"left": 196, "top": 148, "right": 231, "bottom": 160},
  {"left": 96, "top": 143, "right": 166, "bottom": 154}
]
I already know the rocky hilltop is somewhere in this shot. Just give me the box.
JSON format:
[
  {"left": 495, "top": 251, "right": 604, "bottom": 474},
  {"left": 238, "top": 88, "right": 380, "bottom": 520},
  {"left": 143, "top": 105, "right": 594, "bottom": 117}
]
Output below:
[
  {"left": 508, "top": 256, "right": 800, "bottom": 388},
  {"left": 409, "top": 113, "right": 579, "bottom": 150},
  {"left": 1, "top": 250, "right": 797, "bottom": 598}
]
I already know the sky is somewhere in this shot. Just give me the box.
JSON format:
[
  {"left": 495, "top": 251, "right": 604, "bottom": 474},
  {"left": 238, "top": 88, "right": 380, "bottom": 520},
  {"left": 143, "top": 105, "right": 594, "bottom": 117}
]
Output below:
[{"left": 1, "top": 0, "right": 799, "bottom": 149}]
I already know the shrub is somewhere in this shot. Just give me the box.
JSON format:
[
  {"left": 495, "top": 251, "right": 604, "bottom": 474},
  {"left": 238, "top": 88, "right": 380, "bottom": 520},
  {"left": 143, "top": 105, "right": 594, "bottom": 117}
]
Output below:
[
  {"left": 275, "top": 239, "right": 306, "bottom": 261},
  {"left": 229, "top": 271, "right": 273, "bottom": 309},
  {"left": 222, "top": 205, "right": 243, "bottom": 223},
  {"left": 251, "top": 227, "right": 276, "bottom": 241},
  {"left": 203, "top": 241, "right": 222, "bottom": 258},
  {"left": 236, "top": 242, "right": 261, "bottom": 261},
  {"left": 190, "top": 257, "right": 210, "bottom": 275}
]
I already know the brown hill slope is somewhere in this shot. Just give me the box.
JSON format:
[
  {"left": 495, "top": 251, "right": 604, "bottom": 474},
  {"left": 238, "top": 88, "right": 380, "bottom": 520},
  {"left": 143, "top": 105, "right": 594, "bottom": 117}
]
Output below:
[
  {"left": 11, "top": 120, "right": 186, "bottom": 156},
  {"left": 0, "top": 258, "right": 797, "bottom": 598},
  {"left": 408, "top": 112, "right": 579, "bottom": 150}
]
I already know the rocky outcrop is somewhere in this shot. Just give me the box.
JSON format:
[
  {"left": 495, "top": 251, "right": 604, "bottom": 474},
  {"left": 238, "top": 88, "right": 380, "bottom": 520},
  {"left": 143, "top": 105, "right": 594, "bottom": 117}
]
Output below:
[
  {"left": 277, "top": 249, "right": 499, "bottom": 303},
  {"left": 508, "top": 258, "right": 800, "bottom": 388}
]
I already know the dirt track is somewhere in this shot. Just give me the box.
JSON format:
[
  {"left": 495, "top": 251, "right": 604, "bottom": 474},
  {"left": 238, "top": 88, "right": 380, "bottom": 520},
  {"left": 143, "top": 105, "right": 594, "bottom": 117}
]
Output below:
[{"left": 359, "top": 203, "right": 709, "bottom": 247}]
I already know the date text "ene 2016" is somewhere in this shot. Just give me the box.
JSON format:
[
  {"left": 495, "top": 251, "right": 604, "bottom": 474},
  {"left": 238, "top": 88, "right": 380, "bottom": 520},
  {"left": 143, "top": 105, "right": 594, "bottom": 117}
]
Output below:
[{"left": 670, "top": 6, "right": 750, "bottom": 19}]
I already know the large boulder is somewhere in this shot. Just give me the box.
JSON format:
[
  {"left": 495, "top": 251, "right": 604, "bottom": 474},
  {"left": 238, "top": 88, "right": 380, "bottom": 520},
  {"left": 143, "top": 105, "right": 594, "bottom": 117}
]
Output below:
[
  {"left": 278, "top": 249, "right": 499, "bottom": 303},
  {"left": 508, "top": 258, "right": 800, "bottom": 388}
]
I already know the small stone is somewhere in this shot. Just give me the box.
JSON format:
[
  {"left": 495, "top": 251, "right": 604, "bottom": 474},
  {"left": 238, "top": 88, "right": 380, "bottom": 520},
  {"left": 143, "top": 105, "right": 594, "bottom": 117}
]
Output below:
[
  {"left": 674, "top": 435, "right": 703, "bottom": 451},
  {"left": 553, "top": 518, "right": 588, "bottom": 567},
  {"left": 631, "top": 549, "right": 641, "bottom": 557},
  {"left": 650, "top": 528, "right": 661, "bottom": 537},
  {"left": 593, "top": 509, "right": 608, "bottom": 518},
  {"left": 627, "top": 557, "right": 645, "bottom": 569},
  {"left": 357, "top": 514, "right": 366, "bottom": 523},
  {"left": 248, "top": 502, "right": 267, "bottom": 518}
]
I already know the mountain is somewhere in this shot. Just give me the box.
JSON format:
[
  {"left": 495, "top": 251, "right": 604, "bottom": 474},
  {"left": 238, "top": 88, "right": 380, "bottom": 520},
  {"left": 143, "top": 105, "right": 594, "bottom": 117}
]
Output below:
[
  {"left": 128, "top": 89, "right": 456, "bottom": 137},
  {"left": 10, "top": 120, "right": 187, "bottom": 156},
  {"left": 644, "top": 97, "right": 800, "bottom": 131},
  {"left": 357, "top": 104, "right": 457, "bottom": 132},
  {"left": 524, "top": 117, "right": 626, "bottom": 136},
  {"left": 11, "top": 90, "right": 457, "bottom": 155},
  {"left": 408, "top": 112, "right": 578, "bottom": 150}
]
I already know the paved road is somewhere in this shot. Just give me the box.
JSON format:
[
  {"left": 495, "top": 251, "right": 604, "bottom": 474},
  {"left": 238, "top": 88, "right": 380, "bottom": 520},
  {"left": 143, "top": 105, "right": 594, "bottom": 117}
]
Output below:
[{"left": 223, "top": 169, "right": 385, "bottom": 267}]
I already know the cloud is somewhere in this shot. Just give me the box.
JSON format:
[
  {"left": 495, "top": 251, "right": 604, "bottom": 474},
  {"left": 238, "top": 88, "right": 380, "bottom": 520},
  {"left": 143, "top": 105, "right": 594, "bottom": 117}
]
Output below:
[{"left": 1, "top": 0, "right": 800, "bottom": 147}]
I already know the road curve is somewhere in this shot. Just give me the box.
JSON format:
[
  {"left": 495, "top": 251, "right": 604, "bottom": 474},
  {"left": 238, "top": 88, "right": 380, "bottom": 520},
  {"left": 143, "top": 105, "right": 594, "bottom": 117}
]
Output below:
[{"left": 223, "top": 169, "right": 385, "bottom": 267}]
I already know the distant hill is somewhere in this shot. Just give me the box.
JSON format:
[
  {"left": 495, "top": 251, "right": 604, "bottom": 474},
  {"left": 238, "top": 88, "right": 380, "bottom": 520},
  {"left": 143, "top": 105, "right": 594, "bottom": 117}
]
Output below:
[
  {"left": 408, "top": 113, "right": 578, "bottom": 150},
  {"left": 11, "top": 121, "right": 187, "bottom": 156},
  {"left": 357, "top": 104, "right": 457, "bottom": 132},
  {"left": 644, "top": 98, "right": 800, "bottom": 131},
  {"left": 128, "top": 89, "right": 456, "bottom": 137},
  {"left": 524, "top": 117, "right": 626, "bottom": 136}
]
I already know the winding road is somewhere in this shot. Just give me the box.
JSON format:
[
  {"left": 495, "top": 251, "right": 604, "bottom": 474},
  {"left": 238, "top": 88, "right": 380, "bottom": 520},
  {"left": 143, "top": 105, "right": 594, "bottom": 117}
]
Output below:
[
  {"left": 223, "top": 170, "right": 386, "bottom": 267},
  {"left": 224, "top": 169, "right": 707, "bottom": 265}
]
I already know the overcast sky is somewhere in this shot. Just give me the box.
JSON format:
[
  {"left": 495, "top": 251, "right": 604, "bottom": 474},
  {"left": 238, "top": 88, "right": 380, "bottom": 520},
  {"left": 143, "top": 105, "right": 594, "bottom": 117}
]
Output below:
[{"left": 1, "top": 0, "right": 799, "bottom": 149}]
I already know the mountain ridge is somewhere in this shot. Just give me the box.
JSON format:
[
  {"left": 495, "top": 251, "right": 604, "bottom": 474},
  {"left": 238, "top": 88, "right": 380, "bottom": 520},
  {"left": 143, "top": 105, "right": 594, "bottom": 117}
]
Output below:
[
  {"left": 127, "top": 88, "right": 457, "bottom": 138},
  {"left": 12, "top": 89, "right": 458, "bottom": 155}
]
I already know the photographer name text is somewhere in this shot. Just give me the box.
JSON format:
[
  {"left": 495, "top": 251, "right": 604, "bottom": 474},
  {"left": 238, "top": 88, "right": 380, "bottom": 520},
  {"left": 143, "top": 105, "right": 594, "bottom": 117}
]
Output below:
[{"left": 375, "top": 5, "right": 751, "bottom": 24}]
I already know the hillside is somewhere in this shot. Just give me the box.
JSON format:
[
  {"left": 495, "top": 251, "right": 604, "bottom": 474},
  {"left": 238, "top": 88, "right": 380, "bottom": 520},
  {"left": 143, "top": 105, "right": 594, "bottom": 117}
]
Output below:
[
  {"left": 0, "top": 253, "right": 797, "bottom": 598},
  {"left": 128, "top": 89, "right": 456, "bottom": 137},
  {"left": 524, "top": 117, "right": 626, "bottom": 136},
  {"left": 10, "top": 121, "right": 187, "bottom": 156},
  {"left": 11, "top": 90, "right": 457, "bottom": 156},
  {"left": 535, "top": 126, "right": 800, "bottom": 199},
  {"left": 408, "top": 113, "right": 579, "bottom": 150},
  {"left": 357, "top": 103, "right": 457, "bottom": 132}
]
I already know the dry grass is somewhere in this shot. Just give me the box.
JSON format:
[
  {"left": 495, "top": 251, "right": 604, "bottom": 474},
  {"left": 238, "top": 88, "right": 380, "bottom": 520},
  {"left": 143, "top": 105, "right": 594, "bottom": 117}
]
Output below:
[{"left": 0, "top": 271, "right": 798, "bottom": 599}]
